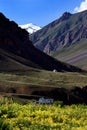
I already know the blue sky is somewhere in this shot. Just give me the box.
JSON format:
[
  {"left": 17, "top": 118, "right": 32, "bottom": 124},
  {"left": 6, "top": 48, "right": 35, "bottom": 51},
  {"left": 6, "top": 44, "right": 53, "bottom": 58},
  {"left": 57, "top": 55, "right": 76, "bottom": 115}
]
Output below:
[{"left": 0, "top": 0, "right": 86, "bottom": 27}]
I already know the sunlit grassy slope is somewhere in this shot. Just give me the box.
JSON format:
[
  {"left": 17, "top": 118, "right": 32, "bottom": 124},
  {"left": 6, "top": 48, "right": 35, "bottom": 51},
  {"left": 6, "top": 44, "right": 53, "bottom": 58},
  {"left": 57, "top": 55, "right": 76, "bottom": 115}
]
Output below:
[{"left": 0, "top": 69, "right": 87, "bottom": 93}]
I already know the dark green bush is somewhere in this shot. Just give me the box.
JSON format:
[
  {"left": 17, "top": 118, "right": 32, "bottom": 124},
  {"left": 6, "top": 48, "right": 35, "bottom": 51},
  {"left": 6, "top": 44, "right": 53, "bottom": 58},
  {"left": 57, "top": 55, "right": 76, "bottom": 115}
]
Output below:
[{"left": 53, "top": 101, "right": 64, "bottom": 107}]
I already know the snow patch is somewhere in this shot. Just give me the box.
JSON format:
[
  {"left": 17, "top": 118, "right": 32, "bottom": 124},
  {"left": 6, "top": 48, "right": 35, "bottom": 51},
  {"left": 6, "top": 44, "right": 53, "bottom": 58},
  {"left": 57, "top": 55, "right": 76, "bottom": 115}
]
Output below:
[{"left": 19, "top": 23, "right": 41, "bottom": 34}]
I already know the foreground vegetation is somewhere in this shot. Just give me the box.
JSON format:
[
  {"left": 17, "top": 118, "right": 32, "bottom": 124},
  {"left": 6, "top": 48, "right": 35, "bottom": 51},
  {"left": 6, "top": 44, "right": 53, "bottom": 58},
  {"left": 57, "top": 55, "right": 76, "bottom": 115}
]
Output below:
[{"left": 0, "top": 96, "right": 87, "bottom": 130}]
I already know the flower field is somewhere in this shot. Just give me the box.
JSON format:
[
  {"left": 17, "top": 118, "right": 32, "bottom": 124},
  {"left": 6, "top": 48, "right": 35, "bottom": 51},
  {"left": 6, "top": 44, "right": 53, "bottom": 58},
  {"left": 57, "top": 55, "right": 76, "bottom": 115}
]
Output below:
[{"left": 0, "top": 98, "right": 87, "bottom": 130}]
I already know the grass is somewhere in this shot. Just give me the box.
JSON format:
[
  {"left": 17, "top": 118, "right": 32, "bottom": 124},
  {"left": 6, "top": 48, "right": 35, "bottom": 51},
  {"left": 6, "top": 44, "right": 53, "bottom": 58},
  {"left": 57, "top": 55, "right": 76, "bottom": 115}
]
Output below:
[{"left": 0, "top": 69, "right": 87, "bottom": 89}]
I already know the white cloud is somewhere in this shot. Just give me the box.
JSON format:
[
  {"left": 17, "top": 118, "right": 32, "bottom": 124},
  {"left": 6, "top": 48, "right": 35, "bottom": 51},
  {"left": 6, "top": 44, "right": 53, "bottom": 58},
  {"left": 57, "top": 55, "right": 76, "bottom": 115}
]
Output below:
[{"left": 74, "top": 0, "right": 87, "bottom": 12}]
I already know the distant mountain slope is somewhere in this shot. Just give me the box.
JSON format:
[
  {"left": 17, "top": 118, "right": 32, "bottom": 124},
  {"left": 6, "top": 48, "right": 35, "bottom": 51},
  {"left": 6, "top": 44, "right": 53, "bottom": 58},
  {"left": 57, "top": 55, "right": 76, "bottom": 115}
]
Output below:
[
  {"left": 0, "top": 12, "right": 85, "bottom": 72},
  {"left": 52, "top": 39, "right": 87, "bottom": 70},
  {"left": 30, "top": 10, "right": 87, "bottom": 69},
  {"left": 31, "top": 10, "right": 87, "bottom": 54},
  {"left": 19, "top": 23, "right": 41, "bottom": 34}
]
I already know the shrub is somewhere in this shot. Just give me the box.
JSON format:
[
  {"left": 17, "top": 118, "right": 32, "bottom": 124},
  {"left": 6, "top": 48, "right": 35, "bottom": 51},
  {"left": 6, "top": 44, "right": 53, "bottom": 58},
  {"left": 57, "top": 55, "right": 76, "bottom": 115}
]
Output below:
[{"left": 53, "top": 100, "right": 64, "bottom": 107}]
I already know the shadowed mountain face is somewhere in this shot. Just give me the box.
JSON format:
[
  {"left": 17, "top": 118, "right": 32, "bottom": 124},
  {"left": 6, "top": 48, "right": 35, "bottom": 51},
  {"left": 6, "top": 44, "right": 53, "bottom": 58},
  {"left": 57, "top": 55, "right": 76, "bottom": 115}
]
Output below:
[
  {"left": 30, "top": 10, "right": 87, "bottom": 69},
  {"left": 0, "top": 12, "right": 84, "bottom": 72}
]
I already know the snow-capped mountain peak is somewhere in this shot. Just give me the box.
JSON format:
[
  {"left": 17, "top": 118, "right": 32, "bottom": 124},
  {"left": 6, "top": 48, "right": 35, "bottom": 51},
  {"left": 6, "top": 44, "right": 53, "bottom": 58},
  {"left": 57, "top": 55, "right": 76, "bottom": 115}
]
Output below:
[{"left": 19, "top": 23, "right": 41, "bottom": 34}]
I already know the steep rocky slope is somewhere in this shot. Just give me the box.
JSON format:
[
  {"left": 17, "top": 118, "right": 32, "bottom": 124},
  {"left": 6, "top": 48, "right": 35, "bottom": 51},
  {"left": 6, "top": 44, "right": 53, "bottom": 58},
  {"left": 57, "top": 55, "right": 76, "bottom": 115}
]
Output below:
[{"left": 31, "top": 10, "right": 87, "bottom": 54}]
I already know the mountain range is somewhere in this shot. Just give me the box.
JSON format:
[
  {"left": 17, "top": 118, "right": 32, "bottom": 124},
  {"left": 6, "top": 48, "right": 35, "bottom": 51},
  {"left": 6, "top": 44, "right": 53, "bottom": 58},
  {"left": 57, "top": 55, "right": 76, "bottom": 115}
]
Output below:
[
  {"left": 30, "top": 10, "right": 87, "bottom": 70},
  {"left": 0, "top": 12, "right": 84, "bottom": 72},
  {"left": 19, "top": 23, "right": 41, "bottom": 34}
]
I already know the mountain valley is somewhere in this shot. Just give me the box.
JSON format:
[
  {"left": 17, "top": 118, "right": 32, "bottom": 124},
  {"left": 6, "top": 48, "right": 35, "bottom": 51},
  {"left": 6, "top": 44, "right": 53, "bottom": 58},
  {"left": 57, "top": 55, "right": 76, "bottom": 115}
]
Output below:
[{"left": 0, "top": 12, "right": 87, "bottom": 105}]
